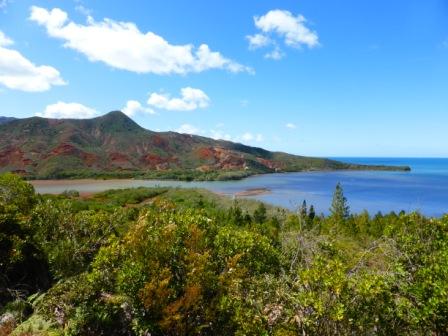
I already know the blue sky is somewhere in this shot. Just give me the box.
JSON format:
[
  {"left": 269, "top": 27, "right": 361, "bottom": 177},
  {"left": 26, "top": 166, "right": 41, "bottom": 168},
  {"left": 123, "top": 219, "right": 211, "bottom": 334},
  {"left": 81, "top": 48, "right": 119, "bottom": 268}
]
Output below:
[{"left": 0, "top": 0, "right": 447, "bottom": 157}]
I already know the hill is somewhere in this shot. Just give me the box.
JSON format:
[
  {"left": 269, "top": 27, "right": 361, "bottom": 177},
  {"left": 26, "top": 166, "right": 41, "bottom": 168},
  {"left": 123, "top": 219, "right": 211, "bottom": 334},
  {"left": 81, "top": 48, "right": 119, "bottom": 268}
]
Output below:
[
  {"left": 0, "top": 116, "right": 16, "bottom": 125},
  {"left": 0, "top": 111, "right": 410, "bottom": 180}
]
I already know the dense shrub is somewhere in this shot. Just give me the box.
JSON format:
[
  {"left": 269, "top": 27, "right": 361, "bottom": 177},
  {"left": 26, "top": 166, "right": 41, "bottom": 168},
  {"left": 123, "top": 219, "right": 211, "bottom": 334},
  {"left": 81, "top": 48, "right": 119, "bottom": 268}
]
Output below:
[{"left": 1, "top": 174, "right": 448, "bottom": 335}]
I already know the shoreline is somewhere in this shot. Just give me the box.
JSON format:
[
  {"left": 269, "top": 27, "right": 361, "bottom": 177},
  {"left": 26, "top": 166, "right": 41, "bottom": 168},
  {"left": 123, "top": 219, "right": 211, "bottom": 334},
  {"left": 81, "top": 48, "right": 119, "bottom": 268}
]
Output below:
[
  {"left": 30, "top": 179, "right": 272, "bottom": 198},
  {"left": 234, "top": 188, "right": 271, "bottom": 197},
  {"left": 28, "top": 165, "right": 412, "bottom": 187}
]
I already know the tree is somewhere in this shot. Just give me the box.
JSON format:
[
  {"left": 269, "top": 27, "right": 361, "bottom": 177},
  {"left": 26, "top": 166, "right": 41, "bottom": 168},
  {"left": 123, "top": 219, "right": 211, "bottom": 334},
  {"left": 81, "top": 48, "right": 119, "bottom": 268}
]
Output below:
[
  {"left": 0, "top": 173, "right": 36, "bottom": 214},
  {"left": 229, "top": 200, "right": 244, "bottom": 226},
  {"left": 0, "top": 174, "right": 50, "bottom": 305},
  {"left": 299, "top": 200, "right": 307, "bottom": 219},
  {"left": 308, "top": 205, "right": 316, "bottom": 221},
  {"left": 330, "top": 183, "right": 350, "bottom": 220},
  {"left": 253, "top": 203, "right": 267, "bottom": 224}
]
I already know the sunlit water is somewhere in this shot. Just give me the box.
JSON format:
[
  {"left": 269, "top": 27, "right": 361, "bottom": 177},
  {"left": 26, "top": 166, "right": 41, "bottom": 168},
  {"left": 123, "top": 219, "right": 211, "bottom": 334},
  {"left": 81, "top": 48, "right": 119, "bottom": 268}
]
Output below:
[{"left": 32, "top": 158, "right": 448, "bottom": 217}]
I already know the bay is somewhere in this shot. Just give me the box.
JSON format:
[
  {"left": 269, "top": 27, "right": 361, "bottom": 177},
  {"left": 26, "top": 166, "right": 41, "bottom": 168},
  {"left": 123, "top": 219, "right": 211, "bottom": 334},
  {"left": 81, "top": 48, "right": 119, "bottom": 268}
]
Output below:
[{"left": 31, "top": 158, "right": 448, "bottom": 217}]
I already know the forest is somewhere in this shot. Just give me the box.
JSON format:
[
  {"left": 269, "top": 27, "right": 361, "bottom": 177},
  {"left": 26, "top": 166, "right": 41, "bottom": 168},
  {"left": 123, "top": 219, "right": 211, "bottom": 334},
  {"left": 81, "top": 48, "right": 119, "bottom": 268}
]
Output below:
[{"left": 1, "top": 173, "right": 447, "bottom": 335}]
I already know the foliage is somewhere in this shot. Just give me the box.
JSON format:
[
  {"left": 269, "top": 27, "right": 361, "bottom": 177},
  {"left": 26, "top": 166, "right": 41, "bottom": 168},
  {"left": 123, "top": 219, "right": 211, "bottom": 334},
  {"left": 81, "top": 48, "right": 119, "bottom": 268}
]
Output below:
[
  {"left": 330, "top": 183, "right": 350, "bottom": 221},
  {"left": 0, "top": 174, "right": 50, "bottom": 307},
  {"left": 1, "top": 174, "right": 448, "bottom": 335}
]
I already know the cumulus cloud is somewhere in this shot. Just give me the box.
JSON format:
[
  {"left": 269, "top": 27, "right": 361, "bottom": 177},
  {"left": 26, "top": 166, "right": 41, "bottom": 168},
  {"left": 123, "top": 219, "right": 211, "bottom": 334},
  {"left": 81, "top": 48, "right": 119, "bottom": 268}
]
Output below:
[
  {"left": 255, "top": 9, "right": 319, "bottom": 47},
  {"left": 36, "top": 101, "right": 98, "bottom": 119},
  {"left": 240, "top": 132, "right": 263, "bottom": 142},
  {"left": 286, "top": 123, "right": 297, "bottom": 129},
  {"left": 247, "top": 33, "right": 271, "bottom": 49},
  {"left": 247, "top": 9, "right": 319, "bottom": 59},
  {"left": 122, "top": 100, "right": 155, "bottom": 117},
  {"left": 176, "top": 123, "right": 200, "bottom": 135},
  {"left": 75, "top": 4, "right": 92, "bottom": 16},
  {"left": 30, "top": 6, "right": 253, "bottom": 75},
  {"left": 0, "top": 31, "right": 12, "bottom": 46},
  {"left": 171, "top": 124, "right": 263, "bottom": 144},
  {"left": 147, "top": 87, "right": 210, "bottom": 111},
  {"left": 209, "top": 129, "right": 232, "bottom": 141},
  {"left": 0, "top": 31, "right": 66, "bottom": 92}
]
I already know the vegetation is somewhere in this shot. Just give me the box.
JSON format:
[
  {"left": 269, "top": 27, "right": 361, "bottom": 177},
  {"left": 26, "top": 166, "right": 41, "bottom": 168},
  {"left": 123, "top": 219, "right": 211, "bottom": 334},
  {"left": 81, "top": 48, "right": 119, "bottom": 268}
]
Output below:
[
  {"left": 1, "top": 173, "right": 447, "bottom": 335},
  {"left": 329, "top": 182, "right": 350, "bottom": 220},
  {"left": 0, "top": 111, "right": 410, "bottom": 181}
]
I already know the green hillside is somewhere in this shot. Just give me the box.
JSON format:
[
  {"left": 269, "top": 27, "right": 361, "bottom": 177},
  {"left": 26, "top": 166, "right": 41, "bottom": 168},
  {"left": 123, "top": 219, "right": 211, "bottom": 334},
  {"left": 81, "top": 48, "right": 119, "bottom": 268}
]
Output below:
[{"left": 0, "top": 111, "right": 410, "bottom": 180}]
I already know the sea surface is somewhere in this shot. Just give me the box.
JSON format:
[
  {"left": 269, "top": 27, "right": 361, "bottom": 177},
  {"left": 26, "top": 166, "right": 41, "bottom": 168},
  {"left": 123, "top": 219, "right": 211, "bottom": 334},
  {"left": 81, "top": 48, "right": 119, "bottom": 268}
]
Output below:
[{"left": 32, "top": 158, "right": 448, "bottom": 217}]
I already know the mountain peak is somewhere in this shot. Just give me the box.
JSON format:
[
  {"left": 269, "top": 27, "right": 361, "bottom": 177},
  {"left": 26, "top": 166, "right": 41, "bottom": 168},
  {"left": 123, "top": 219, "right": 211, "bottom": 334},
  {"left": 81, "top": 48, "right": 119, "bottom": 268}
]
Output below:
[
  {"left": 92, "top": 111, "right": 145, "bottom": 133},
  {"left": 100, "top": 110, "right": 129, "bottom": 119}
]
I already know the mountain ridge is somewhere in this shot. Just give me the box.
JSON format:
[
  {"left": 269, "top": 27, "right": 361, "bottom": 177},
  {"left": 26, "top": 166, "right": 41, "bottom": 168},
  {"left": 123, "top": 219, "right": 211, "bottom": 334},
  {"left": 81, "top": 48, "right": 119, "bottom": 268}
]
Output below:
[
  {"left": 0, "top": 111, "right": 410, "bottom": 180},
  {"left": 0, "top": 116, "right": 16, "bottom": 125}
]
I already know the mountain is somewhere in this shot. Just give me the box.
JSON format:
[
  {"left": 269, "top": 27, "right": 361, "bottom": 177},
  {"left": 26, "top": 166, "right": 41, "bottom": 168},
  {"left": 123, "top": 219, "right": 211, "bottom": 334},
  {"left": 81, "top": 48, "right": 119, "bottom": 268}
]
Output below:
[
  {"left": 0, "top": 116, "right": 16, "bottom": 125},
  {"left": 0, "top": 111, "right": 410, "bottom": 180}
]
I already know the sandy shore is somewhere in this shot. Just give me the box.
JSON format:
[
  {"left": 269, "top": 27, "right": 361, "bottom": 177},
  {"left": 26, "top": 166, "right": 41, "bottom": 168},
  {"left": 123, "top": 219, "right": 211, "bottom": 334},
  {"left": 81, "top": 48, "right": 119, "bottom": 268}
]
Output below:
[
  {"left": 30, "top": 179, "right": 271, "bottom": 199},
  {"left": 30, "top": 179, "right": 137, "bottom": 187},
  {"left": 234, "top": 188, "right": 271, "bottom": 197}
]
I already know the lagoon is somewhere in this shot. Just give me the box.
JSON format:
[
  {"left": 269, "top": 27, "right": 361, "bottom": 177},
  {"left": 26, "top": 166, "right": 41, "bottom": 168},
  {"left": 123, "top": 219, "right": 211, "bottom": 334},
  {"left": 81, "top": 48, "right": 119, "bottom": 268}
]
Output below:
[{"left": 31, "top": 158, "right": 448, "bottom": 217}]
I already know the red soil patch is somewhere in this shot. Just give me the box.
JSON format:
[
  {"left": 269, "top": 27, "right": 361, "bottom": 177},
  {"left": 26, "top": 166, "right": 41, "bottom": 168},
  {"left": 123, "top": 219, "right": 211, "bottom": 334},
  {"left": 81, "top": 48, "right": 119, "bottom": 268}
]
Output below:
[
  {"left": 197, "top": 147, "right": 216, "bottom": 160},
  {"left": 257, "top": 158, "right": 282, "bottom": 170},
  {"left": 81, "top": 152, "right": 99, "bottom": 167},
  {"left": 49, "top": 143, "right": 79, "bottom": 156},
  {"left": 46, "top": 143, "right": 99, "bottom": 167},
  {"left": 109, "top": 152, "right": 130, "bottom": 163},
  {"left": 141, "top": 154, "right": 178, "bottom": 170},
  {"left": 195, "top": 147, "right": 248, "bottom": 171},
  {"left": 0, "top": 147, "right": 28, "bottom": 167},
  {"left": 151, "top": 135, "right": 169, "bottom": 150}
]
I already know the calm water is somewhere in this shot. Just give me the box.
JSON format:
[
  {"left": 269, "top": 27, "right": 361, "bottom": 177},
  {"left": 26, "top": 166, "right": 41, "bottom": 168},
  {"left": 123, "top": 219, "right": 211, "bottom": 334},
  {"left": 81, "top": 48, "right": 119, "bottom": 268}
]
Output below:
[{"left": 32, "top": 158, "right": 448, "bottom": 217}]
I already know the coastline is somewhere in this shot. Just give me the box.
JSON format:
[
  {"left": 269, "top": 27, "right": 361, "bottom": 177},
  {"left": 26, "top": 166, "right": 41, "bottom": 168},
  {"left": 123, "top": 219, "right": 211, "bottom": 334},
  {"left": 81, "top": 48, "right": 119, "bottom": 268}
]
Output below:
[{"left": 26, "top": 163, "right": 411, "bottom": 185}]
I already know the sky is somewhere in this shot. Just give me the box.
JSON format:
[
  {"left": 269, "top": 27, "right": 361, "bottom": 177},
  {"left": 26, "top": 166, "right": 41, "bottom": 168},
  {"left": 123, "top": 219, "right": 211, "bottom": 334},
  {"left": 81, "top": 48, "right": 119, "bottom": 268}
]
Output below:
[{"left": 0, "top": 0, "right": 447, "bottom": 157}]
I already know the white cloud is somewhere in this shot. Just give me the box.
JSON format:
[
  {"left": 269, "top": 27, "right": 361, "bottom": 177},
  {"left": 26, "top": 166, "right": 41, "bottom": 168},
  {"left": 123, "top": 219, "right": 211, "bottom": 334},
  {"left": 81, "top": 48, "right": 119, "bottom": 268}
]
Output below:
[
  {"left": 30, "top": 6, "right": 253, "bottom": 75},
  {"left": 75, "top": 4, "right": 92, "bottom": 16},
  {"left": 36, "top": 101, "right": 98, "bottom": 119},
  {"left": 254, "top": 9, "right": 319, "bottom": 48},
  {"left": 147, "top": 87, "right": 210, "bottom": 111},
  {"left": 248, "top": 9, "right": 319, "bottom": 59},
  {"left": 171, "top": 124, "right": 264, "bottom": 145},
  {"left": 246, "top": 33, "right": 271, "bottom": 49},
  {"left": 286, "top": 122, "right": 297, "bottom": 129},
  {"left": 210, "top": 129, "right": 232, "bottom": 141},
  {"left": 0, "top": 31, "right": 12, "bottom": 46},
  {"left": 122, "top": 100, "right": 155, "bottom": 117},
  {"left": 0, "top": 30, "right": 66, "bottom": 92},
  {"left": 241, "top": 132, "right": 253, "bottom": 141},
  {"left": 240, "top": 132, "right": 263, "bottom": 142},
  {"left": 176, "top": 123, "right": 200, "bottom": 135},
  {"left": 265, "top": 47, "right": 284, "bottom": 60}
]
